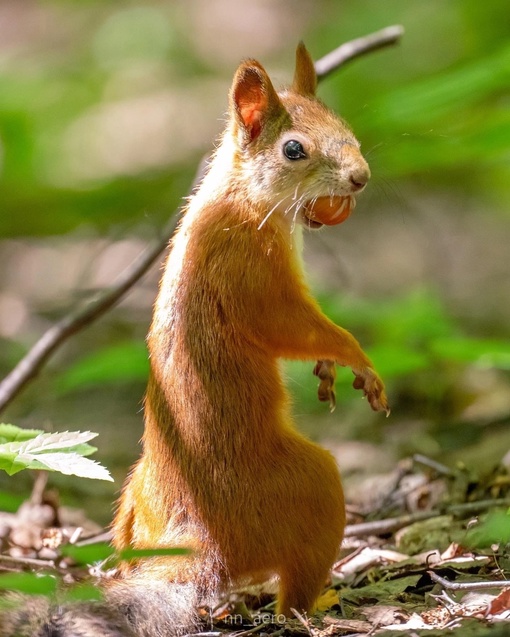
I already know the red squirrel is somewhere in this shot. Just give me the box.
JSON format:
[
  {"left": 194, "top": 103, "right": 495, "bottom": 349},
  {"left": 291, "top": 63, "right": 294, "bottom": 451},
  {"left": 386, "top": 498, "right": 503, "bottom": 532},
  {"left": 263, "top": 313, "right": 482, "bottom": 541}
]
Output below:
[
  {"left": 112, "top": 42, "right": 387, "bottom": 619},
  {"left": 1, "top": 44, "right": 388, "bottom": 637}
]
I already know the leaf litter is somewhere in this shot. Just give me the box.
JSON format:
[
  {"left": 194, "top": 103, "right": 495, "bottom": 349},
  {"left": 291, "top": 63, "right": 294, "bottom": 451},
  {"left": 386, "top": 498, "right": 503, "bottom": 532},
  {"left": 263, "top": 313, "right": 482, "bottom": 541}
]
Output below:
[{"left": 0, "top": 454, "right": 510, "bottom": 636}]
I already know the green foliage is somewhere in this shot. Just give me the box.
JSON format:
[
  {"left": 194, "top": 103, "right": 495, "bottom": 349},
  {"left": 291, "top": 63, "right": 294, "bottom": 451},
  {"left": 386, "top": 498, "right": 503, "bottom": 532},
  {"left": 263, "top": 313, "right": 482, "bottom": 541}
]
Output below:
[
  {"left": 0, "top": 425, "right": 112, "bottom": 481},
  {"left": 467, "top": 509, "right": 510, "bottom": 548},
  {"left": 0, "top": 542, "right": 192, "bottom": 600},
  {"left": 288, "top": 289, "right": 510, "bottom": 409},
  {"left": 56, "top": 341, "right": 149, "bottom": 395},
  {"left": 0, "top": 572, "right": 57, "bottom": 595},
  {"left": 0, "top": 490, "right": 25, "bottom": 513},
  {"left": 354, "top": 42, "right": 510, "bottom": 180},
  {"left": 0, "top": 0, "right": 507, "bottom": 239},
  {"left": 60, "top": 542, "right": 191, "bottom": 565},
  {"left": 0, "top": 1, "right": 508, "bottom": 487}
]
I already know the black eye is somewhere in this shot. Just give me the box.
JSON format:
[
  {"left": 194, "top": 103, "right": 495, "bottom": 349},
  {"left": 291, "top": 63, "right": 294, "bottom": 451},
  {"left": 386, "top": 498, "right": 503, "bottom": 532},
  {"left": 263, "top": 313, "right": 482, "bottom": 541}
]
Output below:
[{"left": 283, "top": 139, "right": 306, "bottom": 160}]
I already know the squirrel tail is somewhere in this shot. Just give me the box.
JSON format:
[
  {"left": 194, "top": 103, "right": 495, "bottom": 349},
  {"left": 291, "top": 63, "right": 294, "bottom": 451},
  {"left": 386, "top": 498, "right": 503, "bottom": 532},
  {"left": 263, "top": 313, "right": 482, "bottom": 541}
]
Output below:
[{"left": 0, "top": 580, "right": 202, "bottom": 637}]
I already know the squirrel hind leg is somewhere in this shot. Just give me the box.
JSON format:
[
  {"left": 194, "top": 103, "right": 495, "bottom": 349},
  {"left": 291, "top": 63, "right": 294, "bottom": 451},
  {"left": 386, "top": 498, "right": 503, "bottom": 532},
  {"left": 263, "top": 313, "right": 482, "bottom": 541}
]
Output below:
[{"left": 276, "top": 552, "right": 335, "bottom": 618}]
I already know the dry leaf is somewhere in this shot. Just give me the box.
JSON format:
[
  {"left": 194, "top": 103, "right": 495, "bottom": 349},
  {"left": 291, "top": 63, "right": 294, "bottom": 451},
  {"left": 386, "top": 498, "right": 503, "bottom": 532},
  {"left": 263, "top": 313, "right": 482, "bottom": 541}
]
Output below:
[
  {"left": 316, "top": 588, "right": 340, "bottom": 611},
  {"left": 488, "top": 588, "right": 510, "bottom": 616},
  {"left": 360, "top": 604, "right": 409, "bottom": 627}
]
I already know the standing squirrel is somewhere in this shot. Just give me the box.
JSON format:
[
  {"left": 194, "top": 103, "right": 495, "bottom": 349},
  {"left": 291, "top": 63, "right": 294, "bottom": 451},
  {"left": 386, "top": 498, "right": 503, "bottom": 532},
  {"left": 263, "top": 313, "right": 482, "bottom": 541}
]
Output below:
[
  {"left": 112, "top": 40, "right": 388, "bottom": 625},
  {"left": 1, "top": 44, "right": 387, "bottom": 637}
]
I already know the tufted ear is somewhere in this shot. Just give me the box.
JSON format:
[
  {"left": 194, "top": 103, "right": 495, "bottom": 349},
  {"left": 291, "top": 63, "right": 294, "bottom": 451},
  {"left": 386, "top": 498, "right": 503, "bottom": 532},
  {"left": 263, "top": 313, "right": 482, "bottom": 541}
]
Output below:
[
  {"left": 291, "top": 42, "right": 317, "bottom": 97},
  {"left": 230, "top": 60, "right": 284, "bottom": 144}
]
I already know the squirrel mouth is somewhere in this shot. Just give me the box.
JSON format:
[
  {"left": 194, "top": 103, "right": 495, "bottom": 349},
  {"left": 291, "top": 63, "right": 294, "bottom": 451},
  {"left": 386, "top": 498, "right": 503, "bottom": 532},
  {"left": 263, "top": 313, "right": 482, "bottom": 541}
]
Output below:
[{"left": 303, "top": 195, "right": 356, "bottom": 229}]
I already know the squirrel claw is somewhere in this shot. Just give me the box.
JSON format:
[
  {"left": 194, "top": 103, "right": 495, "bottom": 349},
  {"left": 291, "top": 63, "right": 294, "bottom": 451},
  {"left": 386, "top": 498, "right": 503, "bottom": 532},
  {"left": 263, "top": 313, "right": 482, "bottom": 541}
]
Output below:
[{"left": 352, "top": 367, "right": 390, "bottom": 415}]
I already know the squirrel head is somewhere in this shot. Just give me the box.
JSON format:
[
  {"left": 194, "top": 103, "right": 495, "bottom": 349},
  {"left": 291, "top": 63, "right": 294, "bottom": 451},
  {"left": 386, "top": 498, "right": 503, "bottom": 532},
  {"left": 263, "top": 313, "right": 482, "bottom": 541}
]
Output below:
[{"left": 227, "top": 43, "right": 370, "bottom": 230}]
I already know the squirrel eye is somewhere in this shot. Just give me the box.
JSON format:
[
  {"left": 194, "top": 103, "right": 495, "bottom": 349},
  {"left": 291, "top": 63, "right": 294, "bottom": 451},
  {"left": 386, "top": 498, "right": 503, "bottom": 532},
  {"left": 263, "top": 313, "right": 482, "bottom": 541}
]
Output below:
[{"left": 283, "top": 139, "right": 306, "bottom": 160}]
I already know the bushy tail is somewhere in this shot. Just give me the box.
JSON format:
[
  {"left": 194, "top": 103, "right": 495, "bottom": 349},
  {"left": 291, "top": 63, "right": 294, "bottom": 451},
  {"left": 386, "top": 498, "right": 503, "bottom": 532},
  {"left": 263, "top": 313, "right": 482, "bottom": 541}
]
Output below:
[
  {"left": 108, "top": 579, "right": 203, "bottom": 637},
  {"left": 0, "top": 580, "right": 202, "bottom": 637}
]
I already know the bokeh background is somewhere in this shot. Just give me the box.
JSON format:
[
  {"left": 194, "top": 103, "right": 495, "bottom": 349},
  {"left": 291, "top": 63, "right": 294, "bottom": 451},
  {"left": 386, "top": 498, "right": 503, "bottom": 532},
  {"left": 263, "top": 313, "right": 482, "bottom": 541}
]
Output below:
[{"left": 0, "top": 0, "right": 509, "bottom": 524}]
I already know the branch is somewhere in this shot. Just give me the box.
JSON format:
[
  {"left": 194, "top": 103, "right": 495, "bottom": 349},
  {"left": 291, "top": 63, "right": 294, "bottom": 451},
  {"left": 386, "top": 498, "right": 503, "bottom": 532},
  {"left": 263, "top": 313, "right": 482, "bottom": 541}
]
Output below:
[
  {"left": 428, "top": 570, "right": 510, "bottom": 591},
  {"left": 0, "top": 223, "right": 176, "bottom": 413},
  {"left": 344, "top": 498, "right": 510, "bottom": 538},
  {"left": 315, "top": 25, "right": 404, "bottom": 79},
  {"left": 0, "top": 26, "right": 404, "bottom": 415}
]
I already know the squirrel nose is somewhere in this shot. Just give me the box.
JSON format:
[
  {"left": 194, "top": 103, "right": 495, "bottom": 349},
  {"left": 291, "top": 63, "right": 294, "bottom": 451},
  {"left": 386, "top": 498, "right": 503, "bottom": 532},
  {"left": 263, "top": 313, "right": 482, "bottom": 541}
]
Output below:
[{"left": 349, "top": 167, "right": 370, "bottom": 191}]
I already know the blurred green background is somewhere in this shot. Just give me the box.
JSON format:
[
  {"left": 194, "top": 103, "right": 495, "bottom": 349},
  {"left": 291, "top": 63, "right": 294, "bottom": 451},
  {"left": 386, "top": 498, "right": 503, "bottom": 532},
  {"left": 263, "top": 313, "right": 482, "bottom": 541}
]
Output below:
[{"left": 0, "top": 0, "right": 509, "bottom": 523}]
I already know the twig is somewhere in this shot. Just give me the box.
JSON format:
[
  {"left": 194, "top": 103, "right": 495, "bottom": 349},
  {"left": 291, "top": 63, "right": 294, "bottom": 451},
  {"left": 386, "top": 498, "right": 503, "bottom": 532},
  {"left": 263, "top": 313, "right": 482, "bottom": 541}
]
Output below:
[
  {"left": 181, "top": 633, "right": 222, "bottom": 637},
  {"left": 413, "top": 453, "right": 455, "bottom": 476},
  {"left": 344, "top": 510, "right": 436, "bottom": 537},
  {"left": 290, "top": 608, "right": 317, "bottom": 637},
  {"left": 428, "top": 570, "right": 510, "bottom": 591},
  {"left": 314, "top": 25, "right": 404, "bottom": 79},
  {"left": 230, "top": 624, "right": 266, "bottom": 637},
  {"left": 0, "top": 26, "right": 404, "bottom": 415},
  {"left": 447, "top": 498, "right": 510, "bottom": 516},
  {"left": 0, "top": 553, "right": 56, "bottom": 570},
  {"left": 344, "top": 498, "right": 510, "bottom": 537},
  {"left": 0, "top": 223, "right": 175, "bottom": 414},
  {"left": 75, "top": 529, "right": 113, "bottom": 546}
]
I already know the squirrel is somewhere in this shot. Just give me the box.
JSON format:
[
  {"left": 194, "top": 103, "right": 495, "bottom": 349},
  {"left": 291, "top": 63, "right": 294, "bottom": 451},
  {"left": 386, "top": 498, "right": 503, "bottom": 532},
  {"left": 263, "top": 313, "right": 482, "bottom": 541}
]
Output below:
[{"left": 1, "top": 43, "right": 388, "bottom": 637}]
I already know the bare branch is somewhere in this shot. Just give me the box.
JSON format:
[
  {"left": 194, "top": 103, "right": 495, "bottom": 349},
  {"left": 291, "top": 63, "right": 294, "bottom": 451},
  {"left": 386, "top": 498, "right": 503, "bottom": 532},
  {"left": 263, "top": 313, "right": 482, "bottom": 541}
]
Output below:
[
  {"left": 0, "top": 27, "right": 404, "bottom": 415},
  {"left": 315, "top": 25, "right": 404, "bottom": 79},
  {"left": 428, "top": 570, "right": 510, "bottom": 591},
  {"left": 344, "top": 498, "right": 510, "bottom": 538},
  {"left": 0, "top": 220, "right": 177, "bottom": 414}
]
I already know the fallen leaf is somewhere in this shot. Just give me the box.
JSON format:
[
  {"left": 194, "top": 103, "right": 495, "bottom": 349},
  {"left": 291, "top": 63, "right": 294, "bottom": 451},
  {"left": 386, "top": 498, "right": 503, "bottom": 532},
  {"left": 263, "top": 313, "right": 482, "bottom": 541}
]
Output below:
[
  {"left": 322, "top": 616, "right": 372, "bottom": 634},
  {"left": 316, "top": 588, "right": 340, "bottom": 611},
  {"left": 488, "top": 588, "right": 510, "bottom": 616},
  {"left": 360, "top": 604, "right": 409, "bottom": 627}
]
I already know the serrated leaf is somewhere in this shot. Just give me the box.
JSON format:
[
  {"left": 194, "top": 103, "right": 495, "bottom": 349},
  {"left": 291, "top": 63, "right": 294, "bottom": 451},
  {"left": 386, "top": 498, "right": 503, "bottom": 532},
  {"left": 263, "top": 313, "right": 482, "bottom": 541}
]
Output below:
[
  {"left": 2, "top": 430, "right": 98, "bottom": 455},
  {"left": 19, "top": 452, "right": 113, "bottom": 481},
  {"left": 0, "top": 423, "right": 44, "bottom": 444},
  {"left": 0, "top": 455, "right": 29, "bottom": 476},
  {"left": 0, "top": 429, "right": 112, "bottom": 480}
]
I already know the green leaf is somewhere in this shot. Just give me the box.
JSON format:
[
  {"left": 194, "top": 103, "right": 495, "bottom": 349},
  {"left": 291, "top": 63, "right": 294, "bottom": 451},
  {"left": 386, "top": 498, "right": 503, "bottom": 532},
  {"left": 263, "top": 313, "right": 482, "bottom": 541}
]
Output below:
[
  {"left": 0, "top": 572, "right": 57, "bottom": 595},
  {"left": 0, "top": 423, "right": 44, "bottom": 444},
  {"left": 61, "top": 543, "right": 191, "bottom": 566},
  {"left": 0, "top": 451, "right": 35, "bottom": 476},
  {"left": 0, "top": 430, "right": 113, "bottom": 481},
  {"left": 119, "top": 547, "right": 192, "bottom": 560},
  {"left": 341, "top": 575, "right": 422, "bottom": 604},
  {"left": 61, "top": 543, "right": 116, "bottom": 564},
  {"left": 61, "top": 583, "right": 104, "bottom": 602}
]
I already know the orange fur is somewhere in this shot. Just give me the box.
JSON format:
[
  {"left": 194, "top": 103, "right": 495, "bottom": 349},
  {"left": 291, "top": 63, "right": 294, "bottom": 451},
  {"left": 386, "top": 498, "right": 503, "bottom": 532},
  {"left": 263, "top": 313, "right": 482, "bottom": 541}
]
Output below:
[{"left": 113, "top": 44, "right": 388, "bottom": 618}]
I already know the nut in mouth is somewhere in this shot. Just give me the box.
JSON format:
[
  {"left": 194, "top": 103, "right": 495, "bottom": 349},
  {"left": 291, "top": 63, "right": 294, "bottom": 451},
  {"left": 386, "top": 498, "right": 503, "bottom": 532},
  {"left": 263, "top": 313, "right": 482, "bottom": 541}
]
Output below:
[{"left": 303, "top": 195, "right": 356, "bottom": 229}]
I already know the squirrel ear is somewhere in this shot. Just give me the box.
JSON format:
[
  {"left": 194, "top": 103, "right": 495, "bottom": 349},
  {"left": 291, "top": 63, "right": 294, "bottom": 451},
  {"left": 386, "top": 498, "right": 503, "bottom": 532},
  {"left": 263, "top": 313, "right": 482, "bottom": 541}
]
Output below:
[
  {"left": 292, "top": 42, "right": 317, "bottom": 97},
  {"left": 230, "top": 61, "right": 283, "bottom": 143}
]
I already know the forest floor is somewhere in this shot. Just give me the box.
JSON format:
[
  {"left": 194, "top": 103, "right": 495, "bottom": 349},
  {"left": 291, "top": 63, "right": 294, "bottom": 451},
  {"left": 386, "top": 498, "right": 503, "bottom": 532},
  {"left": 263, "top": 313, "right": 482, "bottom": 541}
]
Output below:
[{"left": 1, "top": 456, "right": 510, "bottom": 636}]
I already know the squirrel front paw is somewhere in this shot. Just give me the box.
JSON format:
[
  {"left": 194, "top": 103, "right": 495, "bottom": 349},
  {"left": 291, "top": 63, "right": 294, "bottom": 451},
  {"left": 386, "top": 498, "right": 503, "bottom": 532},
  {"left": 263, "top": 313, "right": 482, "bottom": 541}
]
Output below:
[
  {"left": 352, "top": 367, "right": 390, "bottom": 415},
  {"left": 313, "top": 359, "right": 336, "bottom": 412}
]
